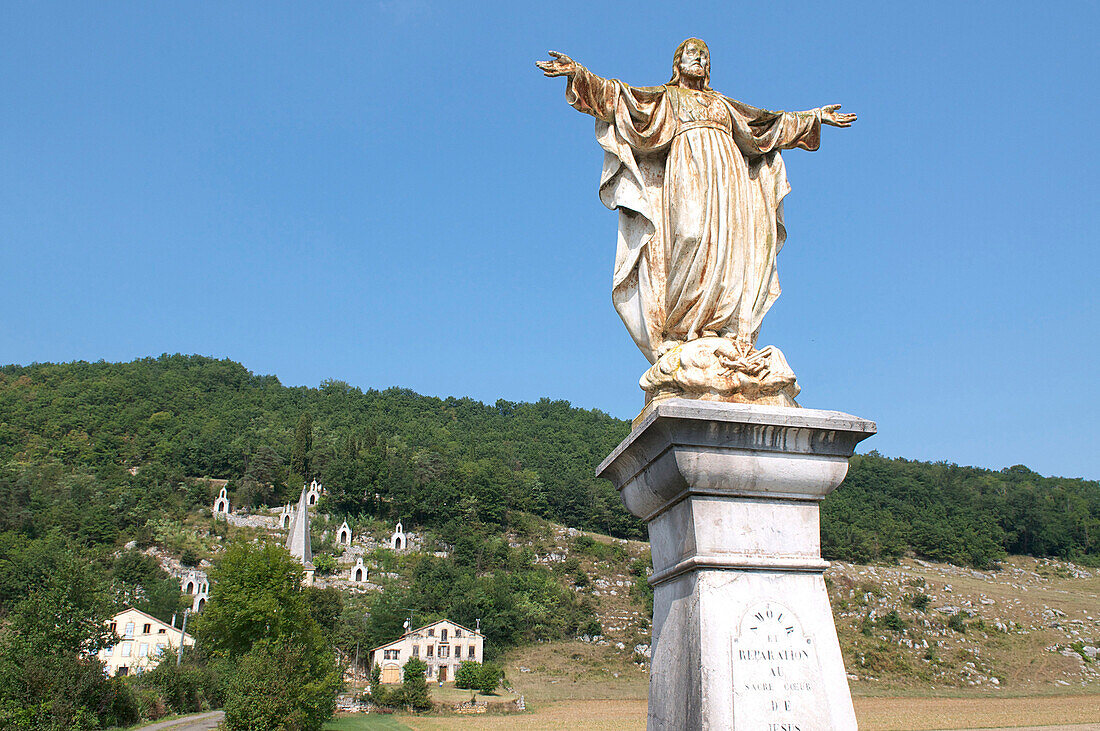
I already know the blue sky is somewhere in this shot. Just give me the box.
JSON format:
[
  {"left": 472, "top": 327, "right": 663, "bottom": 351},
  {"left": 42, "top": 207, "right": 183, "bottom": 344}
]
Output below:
[{"left": 2, "top": 2, "right": 1098, "bottom": 478}]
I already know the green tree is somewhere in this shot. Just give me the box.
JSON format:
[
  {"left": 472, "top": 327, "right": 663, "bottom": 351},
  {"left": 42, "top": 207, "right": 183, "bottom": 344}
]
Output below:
[
  {"left": 454, "top": 660, "right": 481, "bottom": 689},
  {"left": 223, "top": 640, "right": 340, "bottom": 731},
  {"left": 0, "top": 544, "right": 140, "bottom": 729},
  {"left": 478, "top": 662, "right": 503, "bottom": 694},
  {"left": 400, "top": 657, "right": 431, "bottom": 710},
  {"left": 194, "top": 542, "right": 322, "bottom": 659},
  {"left": 290, "top": 412, "right": 314, "bottom": 482}
]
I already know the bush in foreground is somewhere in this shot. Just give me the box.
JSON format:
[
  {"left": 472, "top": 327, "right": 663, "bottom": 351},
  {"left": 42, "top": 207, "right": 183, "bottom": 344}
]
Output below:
[{"left": 223, "top": 640, "right": 341, "bottom": 731}]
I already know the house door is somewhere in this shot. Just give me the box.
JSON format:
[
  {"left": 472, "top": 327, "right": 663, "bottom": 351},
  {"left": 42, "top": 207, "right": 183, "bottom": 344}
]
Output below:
[
  {"left": 438, "top": 665, "right": 447, "bottom": 682},
  {"left": 381, "top": 664, "right": 401, "bottom": 684}
]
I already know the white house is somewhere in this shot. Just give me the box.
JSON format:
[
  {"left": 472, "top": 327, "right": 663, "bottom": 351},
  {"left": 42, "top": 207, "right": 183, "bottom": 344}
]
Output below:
[
  {"left": 370, "top": 619, "right": 483, "bottom": 684},
  {"left": 97, "top": 607, "right": 194, "bottom": 677}
]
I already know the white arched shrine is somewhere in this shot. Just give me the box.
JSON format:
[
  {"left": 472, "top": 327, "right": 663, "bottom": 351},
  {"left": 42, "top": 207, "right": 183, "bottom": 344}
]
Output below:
[
  {"left": 306, "top": 479, "right": 323, "bottom": 506},
  {"left": 351, "top": 557, "right": 366, "bottom": 583},
  {"left": 213, "top": 487, "right": 230, "bottom": 516},
  {"left": 181, "top": 570, "right": 210, "bottom": 612},
  {"left": 337, "top": 520, "right": 351, "bottom": 545},
  {"left": 390, "top": 522, "right": 406, "bottom": 551},
  {"left": 280, "top": 503, "right": 293, "bottom": 529}
]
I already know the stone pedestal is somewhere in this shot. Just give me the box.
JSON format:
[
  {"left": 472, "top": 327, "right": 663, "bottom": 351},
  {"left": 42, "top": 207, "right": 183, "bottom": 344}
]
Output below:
[{"left": 597, "top": 399, "right": 876, "bottom": 730}]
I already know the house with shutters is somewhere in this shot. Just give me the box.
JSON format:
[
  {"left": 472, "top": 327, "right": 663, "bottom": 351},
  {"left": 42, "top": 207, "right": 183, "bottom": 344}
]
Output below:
[
  {"left": 370, "top": 619, "right": 483, "bottom": 684},
  {"left": 96, "top": 607, "right": 194, "bottom": 676}
]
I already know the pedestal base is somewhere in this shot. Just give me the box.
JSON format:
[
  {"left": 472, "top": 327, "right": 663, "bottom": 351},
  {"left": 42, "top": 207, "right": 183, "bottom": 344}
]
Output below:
[
  {"left": 650, "top": 554, "right": 855, "bottom": 729},
  {"left": 597, "top": 400, "right": 876, "bottom": 731}
]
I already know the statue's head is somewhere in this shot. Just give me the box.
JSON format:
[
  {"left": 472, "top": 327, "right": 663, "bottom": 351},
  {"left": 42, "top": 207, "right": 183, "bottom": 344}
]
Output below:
[{"left": 669, "top": 38, "right": 711, "bottom": 89}]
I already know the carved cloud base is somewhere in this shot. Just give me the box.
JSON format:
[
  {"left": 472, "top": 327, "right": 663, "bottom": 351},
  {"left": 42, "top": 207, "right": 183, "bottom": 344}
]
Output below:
[
  {"left": 639, "top": 337, "right": 800, "bottom": 406},
  {"left": 597, "top": 400, "right": 876, "bottom": 730}
]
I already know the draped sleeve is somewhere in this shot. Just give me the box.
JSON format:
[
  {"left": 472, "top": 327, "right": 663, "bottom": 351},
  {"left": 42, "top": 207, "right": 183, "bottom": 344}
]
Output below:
[
  {"left": 722, "top": 97, "right": 822, "bottom": 156},
  {"left": 562, "top": 68, "right": 679, "bottom": 361}
]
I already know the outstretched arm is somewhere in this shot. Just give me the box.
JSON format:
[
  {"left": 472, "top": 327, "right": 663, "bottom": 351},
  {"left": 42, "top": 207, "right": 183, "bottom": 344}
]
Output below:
[
  {"left": 536, "top": 50, "right": 619, "bottom": 122},
  {"left": 536, "top": 50, "right": 579, "bottom": 79},
  {"left": 819, "top": 103, "right": 856, "bottom": 127}
]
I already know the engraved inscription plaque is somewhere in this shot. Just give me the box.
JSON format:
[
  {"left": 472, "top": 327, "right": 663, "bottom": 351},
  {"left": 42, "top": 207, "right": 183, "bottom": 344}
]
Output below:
[{"left": 732, "top": 601, "right": 830, "bottom": 730}]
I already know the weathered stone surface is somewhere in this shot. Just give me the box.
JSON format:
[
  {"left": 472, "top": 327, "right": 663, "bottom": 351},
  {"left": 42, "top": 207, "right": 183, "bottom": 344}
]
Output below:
[
  {"left": 538, "top": 39, "right": 855, "bottom": 404},
  {"left": 598, "top": 400, "right": 874, "bottom": 730},
  {"left": 639, "top": 338, "right": 800, "bottom": 405}
]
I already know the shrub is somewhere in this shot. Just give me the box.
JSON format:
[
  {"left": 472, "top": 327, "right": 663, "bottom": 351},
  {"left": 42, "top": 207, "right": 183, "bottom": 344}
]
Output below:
[
  {"left": 223, "top": 640, "right": 341, "bottom": 731},
  {"left": 947, "top": 612, "right": 968, "bottom": 633},
  {"left": 906, "top": 592, "right": 930, "bottom": 611},
  {"left": 400, "top": 657, "right": 431, "bottom": 711},
  {"left": 878, "top": 610, "right": 907, "bottom": 632},
  {"left": 312, "top": 553, "right": 338, "bottom": 575},
  {"left": 455, "top": 661, "right": 481, "bottom": 689},
  {"left": 133, "top": 649, "right": 221, "bottom": 714},
  {"left": 478, "top": 662, "right": 503, "bottom": 695}
]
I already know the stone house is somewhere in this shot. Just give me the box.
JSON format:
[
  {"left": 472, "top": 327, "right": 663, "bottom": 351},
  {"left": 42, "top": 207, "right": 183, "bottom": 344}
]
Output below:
[
  {"left": 97, "top": 607, "right": 194, "bottom": 677},
  {"left": 371, "top": 619, "right": 483, "bottom": 684}
]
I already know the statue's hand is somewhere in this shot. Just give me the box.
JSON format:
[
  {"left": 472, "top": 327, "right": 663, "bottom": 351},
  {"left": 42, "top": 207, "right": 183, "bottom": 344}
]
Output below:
[
  {"left": 536, "top": 50, "right": 578, "bottom": 78},
  {"left": 820, "top": 103, "right": 857, "bottom": 127}
]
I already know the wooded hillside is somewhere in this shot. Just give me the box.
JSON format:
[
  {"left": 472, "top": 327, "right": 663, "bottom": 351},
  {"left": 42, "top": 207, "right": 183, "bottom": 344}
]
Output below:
[{"left": 1, "top": 355, "right": 1097, "bottom": 566}]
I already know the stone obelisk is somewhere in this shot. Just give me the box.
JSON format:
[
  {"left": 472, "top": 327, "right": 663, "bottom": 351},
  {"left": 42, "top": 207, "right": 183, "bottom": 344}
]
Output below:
[{"left": 538, "top": 38, "right": 870, "bottom": 729}]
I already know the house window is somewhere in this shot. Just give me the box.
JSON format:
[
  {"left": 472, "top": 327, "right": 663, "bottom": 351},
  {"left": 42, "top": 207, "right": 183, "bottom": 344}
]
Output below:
[
  {"left": 440, "top": 646, "right": 449, "bottom": 658},
  {"left": 469, "top": 645, "right": 475, "bottom": 657},
  {"left": 441, "top": 628, "right": 448, "bottom": 641},
  {"left": 118, "top": 666, "right": 129, "bottom": 676},
  {"left": 426, "top": 646, "right": 433, "bottom": 658},
  {"left": 121, "top": 643, "right": 133, "bottom": 657},
  {"left": 427, "top": 665, "right": 434, "bottom": 677},
  {"left": 124, "top": 622, "right": 135, "bottom": 638},
  {"left": 427, "top": 629, "right": 435, "bottom": 637},
  {"left": 109, "top": 622, "right": 117, "bottom": 634},
  {"left": 455, "top": 646, "right": 462, "bottom": 658},
  {"left": 412, "top": 645, "right": 419, "bottom": 657},
  {"left": 139, "top": 643, "right": 149, "bottom": 657},
  {"left": 455, "top": 628, "right": 463, "bottom": 638},
  {"left": 158, "top": 628, "right": 166, "bottom": 634},
  {"left": 143, "top": 623, "right": 151, "bottom": 634},
  {"left": 383, "top": 649, "right": 399, "bottom": 660}
]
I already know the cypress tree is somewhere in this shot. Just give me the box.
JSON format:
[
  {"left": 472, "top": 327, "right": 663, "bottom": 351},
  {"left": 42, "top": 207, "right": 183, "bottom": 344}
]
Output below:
[{"left": 290, "top": 412, "right": 314, "bottom": 481}]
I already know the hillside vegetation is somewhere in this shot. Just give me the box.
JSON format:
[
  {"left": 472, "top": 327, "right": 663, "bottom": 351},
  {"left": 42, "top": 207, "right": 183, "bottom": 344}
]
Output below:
[{"left": 1, "top": 355, "right": 1097, "bottom": 567}]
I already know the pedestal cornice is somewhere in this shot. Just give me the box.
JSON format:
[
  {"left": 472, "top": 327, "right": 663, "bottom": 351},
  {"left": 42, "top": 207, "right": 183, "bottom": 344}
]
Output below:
[{"left": 597, "top": 400, "right": 876, "bottom": 522}]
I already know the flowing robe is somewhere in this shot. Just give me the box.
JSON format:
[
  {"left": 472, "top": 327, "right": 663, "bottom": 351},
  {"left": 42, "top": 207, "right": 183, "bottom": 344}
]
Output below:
[{"left": 565, "top": 67, "right": 822, "bottom": 364}]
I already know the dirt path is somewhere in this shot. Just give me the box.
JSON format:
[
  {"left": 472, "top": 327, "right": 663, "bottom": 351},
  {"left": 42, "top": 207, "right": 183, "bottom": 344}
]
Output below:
[{"left": 134, "top": 711, "right": 224, "bottom": 731}]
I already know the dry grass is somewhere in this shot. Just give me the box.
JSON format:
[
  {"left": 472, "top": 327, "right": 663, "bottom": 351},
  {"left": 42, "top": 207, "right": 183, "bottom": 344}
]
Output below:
[
  {"left": 400, "top": 699, "right": 647, "bottom": 730},
  {"left": 504, "top": 640, "right": 648, "bottom": 701},
  {"left": 854, "top": 694, "right": 1100, "bottom": 730},
  {"left": 388, "top": 695, "right": 1100, "bottom": 730}
]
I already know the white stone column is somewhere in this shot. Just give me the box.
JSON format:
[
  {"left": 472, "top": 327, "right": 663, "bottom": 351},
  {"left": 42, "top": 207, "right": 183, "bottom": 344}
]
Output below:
[{"left": 598, "top": 399, "right": 876, "bottom": 731}]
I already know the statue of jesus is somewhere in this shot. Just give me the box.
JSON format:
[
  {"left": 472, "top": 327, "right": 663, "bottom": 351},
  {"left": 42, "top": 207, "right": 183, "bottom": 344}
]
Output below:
[{"left": 538, "top": 39, "right": 855, "bottom": 405}]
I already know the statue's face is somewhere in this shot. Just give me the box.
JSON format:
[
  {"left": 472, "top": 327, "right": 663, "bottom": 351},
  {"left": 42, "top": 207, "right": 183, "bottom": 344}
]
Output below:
[{"left": 678, "top": 40, "right": 709, "bottom": 81}]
